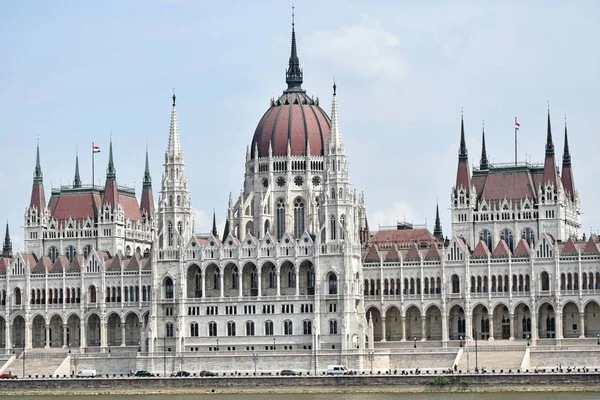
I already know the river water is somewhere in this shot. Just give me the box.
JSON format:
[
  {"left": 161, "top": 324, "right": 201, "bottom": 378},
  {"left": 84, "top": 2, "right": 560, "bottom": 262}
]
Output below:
[{"left": 5, "top": 394, "right": 599, "bottom": 400}]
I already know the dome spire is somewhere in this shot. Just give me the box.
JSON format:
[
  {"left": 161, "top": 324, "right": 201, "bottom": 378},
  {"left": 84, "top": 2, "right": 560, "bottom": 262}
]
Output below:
[{"left": 285, "top": 6, "right": 303, "bottom": 92}]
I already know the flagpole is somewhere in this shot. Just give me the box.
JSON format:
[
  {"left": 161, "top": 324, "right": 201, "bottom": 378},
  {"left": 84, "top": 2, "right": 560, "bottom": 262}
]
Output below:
[
  {"left": 514, "top": 117, "right": 517, "bottom": 166},
  {"left": 92, "top": 141, "right": 95, "bottom": 189}
]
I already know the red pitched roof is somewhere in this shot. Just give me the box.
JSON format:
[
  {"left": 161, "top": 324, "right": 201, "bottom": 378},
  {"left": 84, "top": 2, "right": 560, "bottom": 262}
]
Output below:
[
  {"left": 107, "top": 254, "right": 123, "bottom": 271},
  {"left": 405, "top": 243, "right": 421, "bottom": 260},
  {"left": 424, "top": 245, "right": 441, "bottom": 260},
  {"left": 562, "top": 164, "right": 575, "bottom": 201},
  {"left": 30, "top": 182, "right": 46, "bottom": 212},
  {"left": 492, "top": 239, "right": 511, "bottom": 257},
  {"left": 0, "top": 258, "right": 8, "bottom": 274},
  {"left": 68, "top": 255, "right": 83, "bottom": 272},
  {"left": 120, "top": 193, "right": 143, "bottom": 222},
  {"left": 33, "top": 256, "right": 52, "bottom": 273},
  {"left": 142, "top": 256, "right": 152, "bottom": 270},
  {"left": 103, "top": 180, "right": 119, "bottom": 209},
  {"left": 51, "top": 255, "right": 69, "bottom": 273},
  {"left": 543, "top": 153, "right": 558, "bottom": 189},
  {"left": 49, "top": 191, "right": 101, "bottom": 223},
  {"left": 384, "top": 244, "right": 400, "bottom": 262},
  {"left": 472, "top": 240, "right": 491, "bottom": 258},
  {"left": 456, "top": 158, "right": 472, "bottom": 194},
  {"left": 363, "top": 245, "right": 380, "bottom": 263},
  {"left": 513, "top": 239, "right": 531, "bottom": 257},
  {"left": 368, "top": 228, "right": 436, "bottom": 249},
  {"left": 473, "top": 169, "right": 537, "bottom": 203},
  {"left": 561, "top": 237, "right": 578, "bottom": 255},
  {"left": 582, "top": 238, "right": 599, "bottom": 254},
  {"left": 126, "top": 253, "right": 141, "bottom": 270}
]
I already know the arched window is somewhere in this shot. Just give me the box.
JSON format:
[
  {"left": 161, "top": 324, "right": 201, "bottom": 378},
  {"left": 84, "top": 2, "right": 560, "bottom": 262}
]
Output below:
[
  {"left": 264, "top": 321, "right": 273, "bottom": 336},
  {"left": 176, "top": 195, "right": 181, "bottom": 206},
  {"left": 500, "top": 229, "right": 514, "bottom": 252},
  {"left": 164, "top": 277, "right": 174, "bottom": 299},
  {"left": 293, "top": 198, "right": 305, "bottom": 238},
  {"left": 269, "top": 266, "right": 276, "bottom": 288},
  {"left": 89, "top": 286, "right": 96, "bottom": 303},
  {"left": 331, "top": 188, "right": 336, "bottom": 200},
  {"left": 340, "top": 215, "right": 346, "bottom": 240},
  {"left": 190, "top": 322, "right": 199, "bottom": 337},
  {"left": 83, "top": 245, "right": 93, "bottom": 259},
  {"left": 168, "top": 221, "right": 173, "bottom": 246},
  {"left": 166, "top": 323, "right": 174, "bottom": 337},
  {"left": 48, "top": 246, "right": 59, "bottom": 263},
  {"left": 479, "top": 230, "right": 492, "bottom": 251},
  {"left": 287, "top": 266, "right": 296, "bottom": 288},
  {"left": 65, "top": 245, "right": 77, "bottom": 262},
  {"left": 208, "top": 322, "right": 217, "bottom": 336},
  {"left": 330, "top": 215, "right": 337, "bottom": 240},
  {"left": 328, "top": 274, "right": 338, "bottom": 294},
  {"left": 276, "top": 199, "right": 286, "bottom": 238},
  {"left": 177, "top": 221, "right": 182, "bottom": 238},
  {"left": 521, "top": 228, "right": 535, "bottom": 247},
  {"left": 284, "top": 320, "right": 293, "bottom": 335},
  {"left": 329, "top": 320, "right": 338, "bottom": 334},
  {"left": 303, "top": 320, "right": 312, "bottom": 335},
  {"left": 246, "top": 321, "right": 255, "bottom": 336},
  {"left": 232, "top": 267, "right": 239, "bottom": 290},
  {"left": 227, "top": 321, "right": 236, "bottom": 336},
  {"left": 452, "top": 274, "right": 460, "bottom": 294},
  {"left": 541, "top": 271, "right": 550, "bottom": 291}
]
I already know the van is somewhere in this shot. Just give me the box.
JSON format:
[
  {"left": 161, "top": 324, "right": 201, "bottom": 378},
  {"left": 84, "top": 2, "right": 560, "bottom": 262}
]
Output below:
[
  {"left": 76, "top": 369, "right": 97, "bottom": 378},
  {"left": 327, "top": 365, "right": 347, "bottom": 375}
]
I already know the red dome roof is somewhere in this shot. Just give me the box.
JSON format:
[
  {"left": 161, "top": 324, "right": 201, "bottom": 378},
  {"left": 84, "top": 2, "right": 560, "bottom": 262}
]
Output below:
[{"left": 251, "top": 91, "right": 331, "bottom": 158}]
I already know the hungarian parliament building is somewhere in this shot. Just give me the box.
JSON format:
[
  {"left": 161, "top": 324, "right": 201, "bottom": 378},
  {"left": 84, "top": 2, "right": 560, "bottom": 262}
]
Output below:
[{"left": 0, "top": 21, "right": 595, "bottom": 363}]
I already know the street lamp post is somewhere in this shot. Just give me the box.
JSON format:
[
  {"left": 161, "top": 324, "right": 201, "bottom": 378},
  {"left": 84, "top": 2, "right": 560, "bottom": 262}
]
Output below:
[
  {"left": 459, "top": 336, "right": 463, "bottom": 347},
  {"left": 368, "top": 351, "right": 374, "bottom": 373},
  {"left": 108, "top": 342, "right": 111, "bottom": 354},
  {"left": 163, "top": 337, "right": 166, "bottom": 377},
  {"left": 465, "top": 336, "right": 470, "bottom": 373},
  {"left": 252, "top": 353, "right": 258, "bottom": 375},
  {"left": 273, "top": 337, "right": 276, "bottom": 350},
  {"left": 474, "top": 330, "right": 478, "bottom": 371},
  {"left": 413, "top": 337, "right": 417, "bottom": 348},
  {"left": 216, "top": 338, "right": 219, "bottom": 351},
  {"left": 527, "top": 334, "right": 531, "bottom": 346}
]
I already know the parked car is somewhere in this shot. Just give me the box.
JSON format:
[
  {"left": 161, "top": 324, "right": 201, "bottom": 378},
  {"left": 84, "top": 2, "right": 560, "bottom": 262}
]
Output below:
[
  {"left": 76, "top": 370, "right": 97, "bottom": 378},
  {"left": 280, "top": 369, "right": 298, "bottom": 376},
  {"left": 327, "top": 365, "right": 348, "bottom": 375},
  {"left": 0, "top": 373, "right": 17, "bottom": 379},
  {"left": 171, "top": 371, "right": 190, "bottom": 377},
  {"left": 199, "top": 370, "right": 216, "bottom": 377},
  {"left": 134, "top": 370, "right": 154, "bottom": 377}
]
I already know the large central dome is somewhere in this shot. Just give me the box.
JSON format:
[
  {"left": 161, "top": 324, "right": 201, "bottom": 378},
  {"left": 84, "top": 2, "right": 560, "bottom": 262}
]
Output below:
[{"left": 250, "top": 21, "right": 331, "bottom": 158}]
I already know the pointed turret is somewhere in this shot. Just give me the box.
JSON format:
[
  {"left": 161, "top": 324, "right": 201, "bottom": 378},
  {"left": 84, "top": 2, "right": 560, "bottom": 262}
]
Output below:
[
  {"left": 167, "top": 90, "right": 182, "bottom": 156},
  {"left": 140, "top": 147, "right": 155, "bottom": 218},
  {"left": 561, "top": 119, "right": 575, "bottom": 200},
  {"left": 285, "top": 7, "right": 303, "bottom": 92},
  {"left": 2, "top": 222, "right": 12, "bottom": 258},
  {"left": 329, "top": 81, "right": 344, "bottom": 153},
  {"left": 211, "top": 209, "right": 218, "bottom": 237},
  {"left": 542, "top": 110, "right": 558, "bottom": 187},
  {"left": 480, "top": 123, "right": 488, "bottom": 170},
  {"left": 433, "top": 203, "right": 443, "bottom": 241},
  {"left": 222, "top": 217, "right": 230, "bottom": 243},
  {"left": 455, "top": 114, "right": 472, "bottom": 194},
  {"left": 73, "top": 152, "right": 82, "bottom": 188},
  {"left": 103, "top": 138, "right": 119, "bottom": 208},
  {"left": 29, "top": 141, "right": 46, "bottom": 211}
]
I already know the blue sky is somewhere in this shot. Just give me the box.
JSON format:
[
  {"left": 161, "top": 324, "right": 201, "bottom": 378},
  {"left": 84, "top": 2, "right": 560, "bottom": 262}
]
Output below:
[{"left": 1, "top": 1, "right": 598, "bottom": 251}]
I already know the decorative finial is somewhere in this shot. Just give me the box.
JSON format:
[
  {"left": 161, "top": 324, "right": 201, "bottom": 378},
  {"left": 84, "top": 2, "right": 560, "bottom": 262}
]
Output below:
[
  {"left": 172, "top": 88, "right": 176, "bottom": 107},
  {"left": 333, "top": 77, "right": 337, "bottom": 96},
  {"left": 292, "top": 5, "right": 295, "bottom": 28}
]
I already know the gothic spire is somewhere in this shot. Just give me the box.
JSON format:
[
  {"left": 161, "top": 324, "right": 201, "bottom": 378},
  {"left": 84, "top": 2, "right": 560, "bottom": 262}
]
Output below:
[
  {"left": 459, "top": 112, "right": 468, "bottom": 160},
  {"left": 285, "top": 6, "right": 303, "bottom": 92},
  {"left": 433, "top": 203, "right": 443, "bottom": 240},
  {"left": 561, "top": 117, "right": 576, "bottom": 200},
  {"left": 73, "top": 151, "right": 82, "bottom": 188},
  {"left": 455, "top": 112, "right": 472, "bottom": 194},
  {"left": 329, "top": 80, "right": 344, "bottom": 152},
  {"left": 545, "top": 109, "right": 555, "bottom": 157},
  {"left": 143, "top": 146, "right": 152, "bottom": 188},
  {"left": 211, "top": 209, "right": 218, "bottom": 237},
  {"left": 29, "top": 140, "right": 46, "bottom": 211},
  {"left": 168, "top": 89, "right": 182, "bottom": 155},
  {"left": 480, "top": 121, "right": 488, "bottom": 170},
  {"left": 106, "top": 137, "right": 116, "bottom": 180},
  {"left": 2, "top": 222, "right": 12, "bottom": 258},
  {"left": 33, "top": 140, "right": 43, "bottom": 184},
  {"left": 563, "top": 118, "right": 571, "bottom": 167}
]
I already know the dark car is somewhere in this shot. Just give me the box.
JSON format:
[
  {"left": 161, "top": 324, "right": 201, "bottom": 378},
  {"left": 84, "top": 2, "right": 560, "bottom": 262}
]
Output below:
[
  {"left": 134, "top": 370, "right": 154, "bottom": 377},
  {"left": 171, "top": 371, "right": 190, "bottom": 377},
  {"left": 0, "top": 374, "right": 17, "bottom": 379},
  {"left": 280, "top": 369, "right": 298, "bottom": 376},
  {"left": 199, "top": 370, "right": 216, "bottom": 377}
]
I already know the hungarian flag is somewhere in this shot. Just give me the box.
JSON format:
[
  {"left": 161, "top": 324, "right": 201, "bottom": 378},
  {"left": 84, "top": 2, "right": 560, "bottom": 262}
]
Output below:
[
  {"left": 515, "top": 121, "right": 520, "bottom": 130},
  {"left": 93, "top": 145, "right": 101, "bottom": 153}
]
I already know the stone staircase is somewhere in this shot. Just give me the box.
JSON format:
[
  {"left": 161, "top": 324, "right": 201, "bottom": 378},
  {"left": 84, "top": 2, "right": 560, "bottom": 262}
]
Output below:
[
  {"left": 455, "top": 350, "right": 525, "bottom": 372},
  {"left": 5, "top": 348, "right": 69, "bottom": 378}
]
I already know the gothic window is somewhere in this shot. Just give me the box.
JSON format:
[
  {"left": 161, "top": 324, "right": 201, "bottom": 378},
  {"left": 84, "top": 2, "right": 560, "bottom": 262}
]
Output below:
[
  {"left": 339, "top": 188, "right": 343, "bottom": 199},
  {"left": 521, "top": 228, "right": 535, "bottom": 247},
  {"left": 190, "top": 322, "right": 199, "bottom": 337},
  {"left": 340, "top": 215, "right": 346, "bottom": 240},
  {"left": 276, "top": 199, "right": 286, "bottom": 238},
  {"left": 246, "top": 321, "right": 255, "bottom": 336},
  {"left": 264, "top": 219, "right": 270, "bottom": 235},
  {"left": 227, "top": 321, "right": 236, "bottom": 336},
  {"left": 125, "top": 245, "right": 131, "bottom": 257},
  {"left": 264, "top": 321, "right": 273, "bottom": 336},
  {"left": 330, "top": 215, "right": 337, "bottom": 240},
  {"left": 169, "top": 196, "right": 173, "bottom": 207},
  {"left": 232, "top": 268, "right": 239, "bottom": 290},
  {"left": 164, "top": 277, "right": 174, "bottom": 299},
  {"left": 168, "top": 221, "right": 173, "bottom": 246},
  {"left": 293, "top": 197, "right": 305, "bottom": 238},
  {"left": 307, "top": 266, "right": 315, "bottom": 289},
  {"left": 479, "top": 230, "right": 492, "bottom": 250},
  {"left": 208, "top": 322, "right": 217, "bottom": 337},
  {"left": 213, "top": 271, "right": 221, "bottom": 290},
  {"left": 303, "top": 320, "right": 312, "bottom": 335},
  {"left": 48, "top": 246, "right": 59, "bottom": 263},
  {"left": 294, "top": 176, "right": 303, "bottom": 186},
  {"left": 283, "top": 320, "right": 293, "bottom": 335},
  {"left": 177, "top": 221, "right": 182, "bottom": 239},
  {"left": 89, "top": 286, "right": 96, "bottom": 303},
  {"left": 500, "top": 229, "right": 514, "bottom": 252},
  {"left": 277, "top": 177, "right": 285, "bottom": 187},
  {"left": 312, "top": 176, "right": 320, "bottom": 186},
  {"left": 262, "top": 178, "right": 268, "bottom": 188},
  {"left": 331, "top": 188, "right": 336, "bottom": 200},
  {"left": 176, "top": 195, "right": 181, "bottom": 206},
  {"left": 269, "top": 266, "right": 276, "bottom": 288},
  {"left": 328, "top": 273, "right": 338, "bottom": 295},
  {"left": 83, "top": 245, "right": 93, "bottom": 259},
  {"left": 166, "top": 323, "right": 174, "bottom": 337},
  {"left": 288, "top": 267, "right": 296, "bottom": 288},
  {"left": 329, "top": 320, "right": 338, "bottom": 334},
  {"left": 451, "top": 274, "right": 460, "bottom": 294},
  {"left": 65, "top": 245, "right": 77, "bottom": 263}
]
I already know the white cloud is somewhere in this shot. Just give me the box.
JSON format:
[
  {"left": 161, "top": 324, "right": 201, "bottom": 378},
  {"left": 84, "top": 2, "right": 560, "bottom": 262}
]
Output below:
[
  {"left": 369, "top": 201, "right": 421, "bottom": 231},
  {"left": 193, "top": 209, "right": 211, "bottom": 234},
  {"left": 304, "top": 15, "right": 407, "bottom": 81}
]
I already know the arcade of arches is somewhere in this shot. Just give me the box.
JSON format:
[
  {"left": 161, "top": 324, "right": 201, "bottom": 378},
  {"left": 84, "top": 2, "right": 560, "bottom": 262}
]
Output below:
[{"left": 365, "top": 300, "right": 600, "bottom": 342}]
